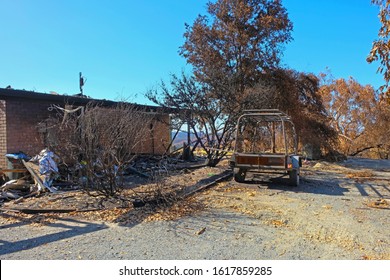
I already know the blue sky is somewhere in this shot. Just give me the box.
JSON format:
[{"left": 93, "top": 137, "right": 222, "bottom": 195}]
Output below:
[{"left": 0, "top": 0, "right": 383, "bottom": 105}]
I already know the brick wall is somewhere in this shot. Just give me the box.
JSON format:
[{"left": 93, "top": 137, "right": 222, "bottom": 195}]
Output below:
[
  {"left": 151, "top": 114, "right": 171, "bottom": 154},
  {"left": 136, "top": 113, "right": 171, "bottom": 155},
  {"left": 0, "top": 100, "right": 7, "bottom": 169},
  {"left": 5, "top": 99, "right": 56, "bottom": 160}
]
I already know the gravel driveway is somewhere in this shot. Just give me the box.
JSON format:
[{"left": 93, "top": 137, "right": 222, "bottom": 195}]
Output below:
[{"left": 1, "top": 158, "right": 389, "bottom": 260}]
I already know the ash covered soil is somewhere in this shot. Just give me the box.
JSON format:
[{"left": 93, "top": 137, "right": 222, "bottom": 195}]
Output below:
[{"left": 0, "top": 158, "right": 389, "bottom": 260}]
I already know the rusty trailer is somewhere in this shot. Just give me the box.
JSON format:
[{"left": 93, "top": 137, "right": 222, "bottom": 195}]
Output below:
[{"left": 229, "top": 109, "right": 301, "bottom": 185}]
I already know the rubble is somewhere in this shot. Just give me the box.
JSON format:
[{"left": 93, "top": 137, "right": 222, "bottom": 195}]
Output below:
[
  {"left": 127, "top": 155, "right": 206, "bottom": 177},
  {"left": 0, "top": 144, "right": 230, "bottom": 226},
  {"left": 0, "top": 149, "right": 211, "bottom": 210},
  {"left": 1, "top": 170, "right": 229, "bottom": 219},
  {"left": 1, "top": 149, "right": 62, "bottom": 205}
]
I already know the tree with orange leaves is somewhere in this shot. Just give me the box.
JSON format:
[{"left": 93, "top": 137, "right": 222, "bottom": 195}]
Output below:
[{"left": 319, "top": 74, "right": 390, "bottom": 158}]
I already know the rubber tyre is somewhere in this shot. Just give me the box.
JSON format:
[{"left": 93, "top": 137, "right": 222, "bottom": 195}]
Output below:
[
  {"left": 233, "top": 168, "right": 246, "bottom": 183},
  {"left": 289, "top": 169, "right": 299, "bottom": 186}
]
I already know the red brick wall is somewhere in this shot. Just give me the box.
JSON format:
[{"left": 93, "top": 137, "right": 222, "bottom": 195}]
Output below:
[
  {"left": 0, "top": 100, "right": 7, "bottom": 169},
  {"left": 5, "top": 99, "right": 56, "bottom": 160}
]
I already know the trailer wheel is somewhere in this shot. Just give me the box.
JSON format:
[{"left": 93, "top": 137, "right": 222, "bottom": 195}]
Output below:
[
  {"left": 289, "top": 169, "right": 299, "bottom": 186},
  {"left": 233, "top": 168, "right": 246, "bottom": 183}
]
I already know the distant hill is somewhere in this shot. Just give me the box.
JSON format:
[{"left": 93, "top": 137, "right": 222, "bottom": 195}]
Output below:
[{"left": 171, "top": 131, "right": 197, "bottom": 147}]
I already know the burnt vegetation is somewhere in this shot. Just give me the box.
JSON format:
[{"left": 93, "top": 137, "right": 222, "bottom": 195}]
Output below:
[{"left": 43, "top": 103, "right": 155, "bottom": 197}]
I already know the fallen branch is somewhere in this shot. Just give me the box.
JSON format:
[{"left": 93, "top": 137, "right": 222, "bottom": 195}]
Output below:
[
  {"left": 0, "top": 207, "right": 77, "bottom": 214},
  {"left": 184, "top": 169, "right": 233, "bottom": 198},
  {"left": 132, "top": 169, "right": 232, "bottom": 208},
  {"left": 349, "top": 144, "right": 384, "bottom": 157},
  {"left": 0, "top": 205, "right": 129, "bottom": 214}
]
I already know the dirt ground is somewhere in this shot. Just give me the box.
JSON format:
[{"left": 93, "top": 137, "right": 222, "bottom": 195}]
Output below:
[
  {"left": 0, "top": 157, "right": 389, "bottom": 260},
  {"left": 199, "top": 158, "right": 390, "bottom": 259}
]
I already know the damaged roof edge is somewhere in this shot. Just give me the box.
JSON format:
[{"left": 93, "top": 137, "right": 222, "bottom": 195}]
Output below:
[{"left": 0, "top": 87, "right": 175, "bottom": 113}]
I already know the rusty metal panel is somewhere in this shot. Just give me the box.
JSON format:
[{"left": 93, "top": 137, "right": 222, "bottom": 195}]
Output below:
[
  {"left": 236, "top": 154, "right": 286, "bottom": 167},
  {"left": 236, "top": 155, "right": 258, "bottom": 165},
  {"left": 265, "top": 156, "right": 285, "bottom": 166}
]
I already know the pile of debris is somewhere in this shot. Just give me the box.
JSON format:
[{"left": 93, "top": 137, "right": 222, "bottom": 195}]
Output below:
[
  {"left": 127, "top": 155, "right": 206, "bottom": 178},
  {"left": 0, "top": 147, "right": 233, "bottom": 222},
  {"left": 0, "top": 149, "right": 77, "bottom": 206},
  {"left": 0, "top": 149, "right": 208, "bottom": 207}
]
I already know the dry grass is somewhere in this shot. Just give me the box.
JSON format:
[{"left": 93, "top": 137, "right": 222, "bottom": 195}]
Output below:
[
  {"left": 362, "top": 252, "right": 390, "bottom": 260},
  {"left": 267, "top": 219, "right": 288, "bottom": 227},
  {"left": 345, "top": 170, "right": 375, "bottom": 179},
  {"left": 366, "top": 199, "right": 390, "bottom": 209}
]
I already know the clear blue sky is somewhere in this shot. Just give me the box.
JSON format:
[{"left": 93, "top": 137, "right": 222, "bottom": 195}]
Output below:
[{"left": 0, "top": 0, "right": 383, "bottom": 105}]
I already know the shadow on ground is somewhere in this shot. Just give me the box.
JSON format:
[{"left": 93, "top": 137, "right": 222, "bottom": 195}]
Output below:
[
  {"left": 0, "top": 212, "right": 108, "bottom": 256},
  {"left": 239, "top": 173, "right": 350, "bottom": 196},
  {"left": 235, "top": 169, "right": 390, "bottom": 199}
]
